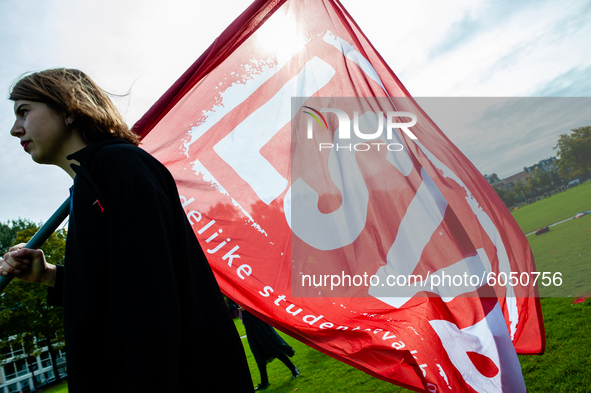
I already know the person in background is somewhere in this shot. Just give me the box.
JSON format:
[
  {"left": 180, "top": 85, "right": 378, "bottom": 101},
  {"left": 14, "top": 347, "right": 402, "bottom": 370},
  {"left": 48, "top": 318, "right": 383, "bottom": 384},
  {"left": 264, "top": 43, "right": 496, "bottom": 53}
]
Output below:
[
  {"left": 237, "top": 304, "right": 300, "bottom": 391},
  {"left": 0, "top": 68, "right": 253, "bottom": 392}
]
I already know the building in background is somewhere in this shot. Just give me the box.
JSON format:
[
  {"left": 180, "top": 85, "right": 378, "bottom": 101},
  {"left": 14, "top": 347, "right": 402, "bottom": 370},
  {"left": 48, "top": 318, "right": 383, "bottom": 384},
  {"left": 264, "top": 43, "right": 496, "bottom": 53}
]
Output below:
[
  {"left": 0, "top": 342, "right": 66, "bottom": 393},
  {"left": 502, "top": 171, "right": 529, "bottom": 191},
  {"left": 486, "top": 157, "right": 561, "bottom": 192},
  {"left": 524, "top": 157, "right": 558, "bottom": 175}
]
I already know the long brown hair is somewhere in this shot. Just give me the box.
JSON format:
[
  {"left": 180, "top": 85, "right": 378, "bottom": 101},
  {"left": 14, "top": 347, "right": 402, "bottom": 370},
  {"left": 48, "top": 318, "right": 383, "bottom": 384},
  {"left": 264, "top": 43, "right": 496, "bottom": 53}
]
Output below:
[{"left": 9, "top": 68, "right": 140, "bottom": 146}]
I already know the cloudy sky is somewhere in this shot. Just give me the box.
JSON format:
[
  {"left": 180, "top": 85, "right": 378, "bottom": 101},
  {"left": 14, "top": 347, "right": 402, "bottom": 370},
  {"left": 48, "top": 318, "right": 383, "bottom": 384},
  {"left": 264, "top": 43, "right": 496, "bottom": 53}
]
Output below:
[{"left": 1, "top": 0, "right": 590, "bottom": 223}]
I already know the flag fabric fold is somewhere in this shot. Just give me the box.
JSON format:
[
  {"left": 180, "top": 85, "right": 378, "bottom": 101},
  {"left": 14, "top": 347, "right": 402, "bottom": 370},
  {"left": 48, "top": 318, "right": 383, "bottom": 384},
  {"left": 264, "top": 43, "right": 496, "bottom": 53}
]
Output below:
[{"left": 133, "top": 1, "right": 545, "bottom": 391}]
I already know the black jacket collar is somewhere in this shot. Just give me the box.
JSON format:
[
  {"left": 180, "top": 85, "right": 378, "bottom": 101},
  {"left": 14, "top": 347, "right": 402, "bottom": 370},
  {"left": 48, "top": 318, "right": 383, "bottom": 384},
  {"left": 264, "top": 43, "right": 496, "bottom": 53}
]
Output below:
[
  {"left": 67, "top": 139, "right": 131, "bottom": 212},
  {"left": 67, "top": 138, "right": 131, "bottom": 168}
]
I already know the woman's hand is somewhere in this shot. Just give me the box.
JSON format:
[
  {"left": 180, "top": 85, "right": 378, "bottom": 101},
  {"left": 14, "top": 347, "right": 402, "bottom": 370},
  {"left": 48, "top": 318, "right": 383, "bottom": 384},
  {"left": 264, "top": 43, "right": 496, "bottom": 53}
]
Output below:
[{"left": 0, "top": 243, "right": 56, "bottom": 287}]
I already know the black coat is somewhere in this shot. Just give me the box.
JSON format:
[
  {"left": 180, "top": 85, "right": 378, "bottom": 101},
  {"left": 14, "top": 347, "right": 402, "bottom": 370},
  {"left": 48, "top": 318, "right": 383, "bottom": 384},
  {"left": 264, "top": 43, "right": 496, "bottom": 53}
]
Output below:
[
  {"left": 48, "top": 139, "right": 252, "bottom": 392},
  {"left": 242, "top": 310, "right": 294, "bottom": 365}
]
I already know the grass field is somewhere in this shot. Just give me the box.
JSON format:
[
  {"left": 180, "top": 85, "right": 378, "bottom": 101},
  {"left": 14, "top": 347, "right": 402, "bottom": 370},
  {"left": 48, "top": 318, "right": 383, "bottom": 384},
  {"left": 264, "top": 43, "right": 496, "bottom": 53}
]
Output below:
[
  {"left": 513, "top": 184, "right": 591, "bottom": 391},
  {"left": 233, "top": 318, "right": 405, "bottom": 393},
  {"left": 235, "top": 295, "right": 591, "bottom": 392},
  {"left": 36, "top": 381, "right": 68, "bottom": 393},
  {"left": 511, "top": 181, "right": 591, "bottom": 234},
  {"left": 37, "top": 182, "right": 591, "bottom": 393},
  {"left": 518, "top": 298, "right": 591, "bottom": 392},
  {"left": 526, "top": 214, "right": 591, "bottom": 297}
]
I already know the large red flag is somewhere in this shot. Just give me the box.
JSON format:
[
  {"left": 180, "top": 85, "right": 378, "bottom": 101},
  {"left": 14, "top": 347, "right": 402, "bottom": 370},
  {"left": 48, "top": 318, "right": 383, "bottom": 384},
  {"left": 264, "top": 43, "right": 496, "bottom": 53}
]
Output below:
[{"left": 133, "top": 0, "right": 545, "bottom": 391}]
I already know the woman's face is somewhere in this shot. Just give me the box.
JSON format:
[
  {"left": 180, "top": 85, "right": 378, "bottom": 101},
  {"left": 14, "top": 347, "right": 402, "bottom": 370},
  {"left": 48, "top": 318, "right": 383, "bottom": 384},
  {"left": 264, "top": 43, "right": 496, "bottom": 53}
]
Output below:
[{"left": 11, "top": 100, "right": 71, "bottom": 165}]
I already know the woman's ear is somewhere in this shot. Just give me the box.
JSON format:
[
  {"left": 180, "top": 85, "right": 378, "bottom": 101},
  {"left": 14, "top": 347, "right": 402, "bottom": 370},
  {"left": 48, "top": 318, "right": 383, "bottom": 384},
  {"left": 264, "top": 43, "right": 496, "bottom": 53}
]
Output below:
[{"left": 65, "top": 116, "right": 74, "bottom": 128}]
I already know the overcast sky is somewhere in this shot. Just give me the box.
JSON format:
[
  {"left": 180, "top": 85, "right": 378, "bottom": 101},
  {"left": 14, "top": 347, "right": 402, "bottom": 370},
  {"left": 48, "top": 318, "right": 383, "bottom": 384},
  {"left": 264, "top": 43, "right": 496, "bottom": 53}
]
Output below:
[{"left": 1, "top": 0, "right": 590, "bottom": 224}]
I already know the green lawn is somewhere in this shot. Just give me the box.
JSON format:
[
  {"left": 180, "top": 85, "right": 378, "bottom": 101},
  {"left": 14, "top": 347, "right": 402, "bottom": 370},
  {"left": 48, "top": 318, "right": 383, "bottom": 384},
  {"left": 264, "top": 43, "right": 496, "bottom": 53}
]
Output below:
[
  {"left": 518, "top": 298, "right": 591, "bottom": 392},
  {"left": 233, "top": 318, "right": 405, "bottom": 392},
  {"left": 512, "top": 182, "right": 591, "bottom": 392},
  {"left": 235, "top": 295, "right": 591, "bottom": 392},
  {"left": 511, "top": 181, "right": 591, "bottom": 234},
  {"left": 37, "top": 381, "right": 68, "bottom": 393},
  {"left": 526, "top": 214, "right": 591, "bottom": 297}
]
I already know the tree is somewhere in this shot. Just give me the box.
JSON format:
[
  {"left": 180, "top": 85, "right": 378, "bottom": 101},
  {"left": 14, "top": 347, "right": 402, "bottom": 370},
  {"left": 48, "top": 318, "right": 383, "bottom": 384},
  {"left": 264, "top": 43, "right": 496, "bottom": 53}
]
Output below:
[
  {"left": 527, "top": 168, "right": 553, "bottom": 193},
  {"left": 554, "top": 126, "right": 591, "bottom": 180},
  {"left": 513, "top": 180, "right": 531, "bottom": 200},
  {"left": 549, "top": 170, "right": 563, "bottom": 188},
  {"left": 493, "top": 187, "right": 517, "bottom": 208},
  {"left": 0, "top": 223, "right": 67, "bottom": 383},
  {"left": 0, "top": 219, "right": 36, "bottom": 253}
]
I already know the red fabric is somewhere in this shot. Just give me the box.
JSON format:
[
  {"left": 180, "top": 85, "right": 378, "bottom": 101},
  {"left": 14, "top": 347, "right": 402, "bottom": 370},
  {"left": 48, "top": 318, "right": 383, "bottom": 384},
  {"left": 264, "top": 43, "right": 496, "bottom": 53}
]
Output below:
[
  {"left": 467, "top": 352, "right": 499, "bottom": 378},
  {"left": 133, "top": 0, "right": 545, "bottom": 391}
]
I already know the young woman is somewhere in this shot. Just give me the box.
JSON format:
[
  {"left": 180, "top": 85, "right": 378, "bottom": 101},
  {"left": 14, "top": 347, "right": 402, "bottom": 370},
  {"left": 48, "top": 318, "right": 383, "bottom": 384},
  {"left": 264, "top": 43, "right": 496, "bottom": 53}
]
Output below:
[{"left": 0, "top": 68, "right": 253, "bottom": 392}]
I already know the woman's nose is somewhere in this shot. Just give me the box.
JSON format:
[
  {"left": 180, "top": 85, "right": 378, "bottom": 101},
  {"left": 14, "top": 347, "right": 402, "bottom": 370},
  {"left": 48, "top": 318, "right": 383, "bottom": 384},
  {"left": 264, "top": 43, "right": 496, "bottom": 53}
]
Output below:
[{"left": 10, "top": 120, "right": 24, "bottom": 137}]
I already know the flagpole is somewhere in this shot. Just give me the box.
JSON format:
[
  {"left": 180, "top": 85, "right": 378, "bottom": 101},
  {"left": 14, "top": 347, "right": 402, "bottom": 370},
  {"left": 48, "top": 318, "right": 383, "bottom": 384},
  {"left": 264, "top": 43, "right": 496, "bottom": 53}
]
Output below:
[{"left": 0, "top": 197, "right": 71, "bottom": 293}]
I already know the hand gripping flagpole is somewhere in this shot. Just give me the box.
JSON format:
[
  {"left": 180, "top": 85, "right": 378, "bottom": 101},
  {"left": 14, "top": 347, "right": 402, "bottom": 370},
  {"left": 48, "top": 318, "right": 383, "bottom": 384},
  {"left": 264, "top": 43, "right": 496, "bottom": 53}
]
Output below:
[{"left": 0, "top": 197, "right": 71, "bottom": 293}]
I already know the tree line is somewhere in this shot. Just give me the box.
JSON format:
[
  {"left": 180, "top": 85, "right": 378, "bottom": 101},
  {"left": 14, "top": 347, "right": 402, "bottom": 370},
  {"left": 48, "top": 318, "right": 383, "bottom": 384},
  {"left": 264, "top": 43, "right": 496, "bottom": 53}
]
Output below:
[
  {"left": 493, "top": 126, "right": 591, "bottom": 208},
  {"left": 555, "top": 126, "right": 591, "bottom": 181},
  {"left": 0, "top": 219, "right": 66, "bottom": 386}
]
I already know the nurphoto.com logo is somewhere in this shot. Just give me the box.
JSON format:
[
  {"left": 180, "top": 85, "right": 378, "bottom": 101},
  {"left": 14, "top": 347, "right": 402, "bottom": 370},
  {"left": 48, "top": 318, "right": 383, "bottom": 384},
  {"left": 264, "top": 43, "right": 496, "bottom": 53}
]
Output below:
[{"left": 301, "top": 105, "right": 418, "bottom": 152}]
